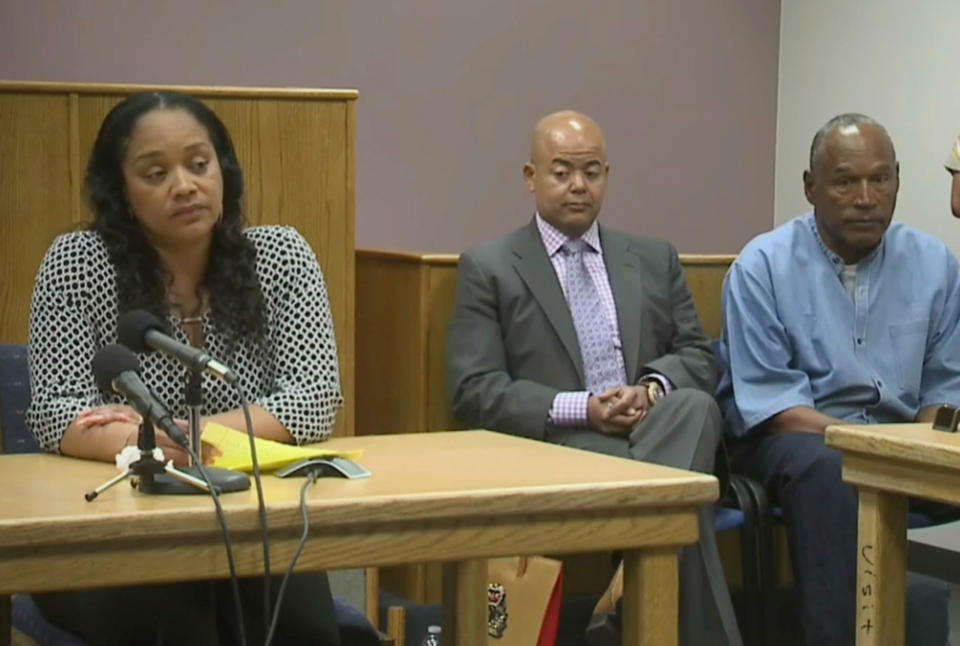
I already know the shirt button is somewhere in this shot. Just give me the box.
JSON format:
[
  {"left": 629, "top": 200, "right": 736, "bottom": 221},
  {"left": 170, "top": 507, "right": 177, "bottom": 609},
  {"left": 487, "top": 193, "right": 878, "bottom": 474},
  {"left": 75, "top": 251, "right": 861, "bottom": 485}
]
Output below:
[
  {"left": 876, "top": 380, "right": 883, "bottom": 388},
  {"left": 856, "top": 338, "right": 864, "bottom": 345}
]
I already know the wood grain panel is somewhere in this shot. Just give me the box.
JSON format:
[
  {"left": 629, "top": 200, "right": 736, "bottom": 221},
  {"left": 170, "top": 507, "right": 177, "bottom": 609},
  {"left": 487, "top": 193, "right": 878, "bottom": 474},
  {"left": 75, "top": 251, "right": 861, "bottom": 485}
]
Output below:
[
  {"left": 425, "top": 257, "right": 461, "bottom": 431},
  {"left": 1, "top": 81, "right": 357, "bottom": 100},
  {"left": 0, "top": 81, "right": 356, "bottom": 435},
  {"left": 442, "top": 560, "right": 487, "bottom": 646},
  {"left": 624, "top": 548, "right": 680, "bottom": 646},
  {"left": 679, "top": 254, "right": 735, "bottom": 340},
  {"left": 828, "top": 423, "right": 960, "bottom": 473},
  {"left": 855, "top": 489, "right": 907, "bottom": 646},
  {"left": 75, "top": 95, "right": 122, "bottom": 201},
  {"left": 385, "top": 605, "right": 406, "bottom": 645},
  {"left": 0, "top": 93, "right": 75, "bottom": 345},
  {"left": 355, "top": 254, "right": 428, "bottom": 435},
  {"left": 0, "top": 510, "right": 699, "bottom": 594},
  {"left": 355, "top": 250, "right": 461, "bottom": 436},
  {"left": 842, "top": 453, "right": 960, "bottom": 508}
]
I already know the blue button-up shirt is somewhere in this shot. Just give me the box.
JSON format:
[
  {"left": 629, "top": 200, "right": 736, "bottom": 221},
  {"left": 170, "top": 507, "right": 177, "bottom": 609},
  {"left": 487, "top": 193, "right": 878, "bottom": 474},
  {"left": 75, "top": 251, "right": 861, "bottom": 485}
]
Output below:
[{"left": 717, "top": 213, "right": 960, "bottom": 437}]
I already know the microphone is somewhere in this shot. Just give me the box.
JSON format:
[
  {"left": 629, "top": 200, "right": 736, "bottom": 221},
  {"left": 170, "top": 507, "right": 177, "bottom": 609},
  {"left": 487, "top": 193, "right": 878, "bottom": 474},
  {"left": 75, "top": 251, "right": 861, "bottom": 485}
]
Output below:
[
  {"left": 117, "top": 309, "right": 236, "bottom": 383},
  {"left": 92, "top": 344, "right": 190, "bottom": 449}
]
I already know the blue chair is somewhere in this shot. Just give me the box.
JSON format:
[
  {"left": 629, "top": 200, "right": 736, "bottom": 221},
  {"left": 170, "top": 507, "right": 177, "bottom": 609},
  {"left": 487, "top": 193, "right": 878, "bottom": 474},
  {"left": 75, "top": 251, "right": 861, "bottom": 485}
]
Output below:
[
  {"left": 0, "top": 342, "right": 382, "bottom": 646},
  {"left": 720, "top": 475, "right": 763, "bottom": 646},
  {"left": 710, "top": 415, "right": 763, "bottom": 646},
  {"left": 0, "top": 343, "right": 39, "bottom": 454}
]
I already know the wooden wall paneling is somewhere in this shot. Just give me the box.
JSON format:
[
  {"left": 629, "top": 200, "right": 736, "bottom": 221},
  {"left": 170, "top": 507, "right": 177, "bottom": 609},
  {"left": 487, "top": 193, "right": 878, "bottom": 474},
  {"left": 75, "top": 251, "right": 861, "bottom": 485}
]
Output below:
[
  {"left": 343, "top": 101, "right": 357, "bottom": 438},
  {"left": 678, "top": 254, "right": 735, "bottom": 340},
  {"left": 0, "top": 93, "right": 74, "bottom": 345},
  {"left": 75, "top": 96, "right": 123, "bottom": 217},
  {"left": 424, "top": 256, "right": 461, "bottom": 431},
  {"left": 67, "top": 94, "right": 82, "bottom": 223},
  {"left": 359, "top": 252, "right": 450, "bottom": 605},
  {"left": 212, "top": 97, "right": 355, "bottom": 434},
  {"left": 355, "top": 252, "right": 428, "bottom": 436},
  {"left": 213, "top": 96, "right": 356, "bottom": 436}
]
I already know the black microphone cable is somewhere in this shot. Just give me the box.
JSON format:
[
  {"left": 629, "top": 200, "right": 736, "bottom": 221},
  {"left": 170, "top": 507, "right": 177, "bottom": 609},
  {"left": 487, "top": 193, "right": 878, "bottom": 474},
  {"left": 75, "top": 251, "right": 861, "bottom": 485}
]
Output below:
[
  {"left": 162, "top": 374, "right": 268, "bottom": 646},
  {"left": 233, "top": 387, "right": 272, "bottom": 634},
  {"left": 175, "top": 371, "right": 272, "bottom": 638},
  {"left": 264, "top": 469, "right": 319, "bottom": 646},
  {"left": 181, "top": 441, "right": 249, "bottom": 646}
]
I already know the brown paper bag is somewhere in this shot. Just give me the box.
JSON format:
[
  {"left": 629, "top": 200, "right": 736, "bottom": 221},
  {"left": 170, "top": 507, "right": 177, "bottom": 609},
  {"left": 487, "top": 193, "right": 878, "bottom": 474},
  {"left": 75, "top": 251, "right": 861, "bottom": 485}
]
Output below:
[{"left": 487, "top": 556, "right": 563, "bottom": 646}]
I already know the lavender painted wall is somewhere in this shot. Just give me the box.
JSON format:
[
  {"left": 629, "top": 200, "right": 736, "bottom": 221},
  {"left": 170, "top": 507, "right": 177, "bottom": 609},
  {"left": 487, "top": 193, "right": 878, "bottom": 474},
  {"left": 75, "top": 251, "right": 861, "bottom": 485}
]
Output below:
[{"left": 0, "top": 0, "right": 779, "bottom": 253}]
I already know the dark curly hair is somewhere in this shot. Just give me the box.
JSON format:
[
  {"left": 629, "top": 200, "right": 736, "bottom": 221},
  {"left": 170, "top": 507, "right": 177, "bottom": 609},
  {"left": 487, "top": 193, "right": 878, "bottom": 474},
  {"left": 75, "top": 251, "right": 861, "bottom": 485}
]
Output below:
[{"left": 86, "top": 91, "right": 267, "bottom": 351}]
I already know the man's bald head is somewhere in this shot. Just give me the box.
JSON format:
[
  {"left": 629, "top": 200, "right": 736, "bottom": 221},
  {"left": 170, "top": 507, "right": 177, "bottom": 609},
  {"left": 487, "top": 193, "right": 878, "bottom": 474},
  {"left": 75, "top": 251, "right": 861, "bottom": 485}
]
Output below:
[
  {"left": 524, "top": 110, "right": 610, "bottom": 238},
  {"left": 530, "top": 110, "right": 607, "bottom": 166}
]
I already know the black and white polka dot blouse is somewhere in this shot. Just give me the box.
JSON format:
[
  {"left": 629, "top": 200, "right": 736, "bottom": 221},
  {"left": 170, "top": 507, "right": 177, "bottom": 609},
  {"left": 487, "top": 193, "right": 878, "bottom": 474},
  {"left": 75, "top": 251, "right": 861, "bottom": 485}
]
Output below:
[{"left": 26, "top": 225, "right": 343, "bottom": 452}]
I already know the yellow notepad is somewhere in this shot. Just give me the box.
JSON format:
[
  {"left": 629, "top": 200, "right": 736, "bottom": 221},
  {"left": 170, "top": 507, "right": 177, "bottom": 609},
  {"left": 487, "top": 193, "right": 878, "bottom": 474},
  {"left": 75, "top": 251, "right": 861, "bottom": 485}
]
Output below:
[{"left": 201, "top": 422, "right": 362, "bottom": 472}]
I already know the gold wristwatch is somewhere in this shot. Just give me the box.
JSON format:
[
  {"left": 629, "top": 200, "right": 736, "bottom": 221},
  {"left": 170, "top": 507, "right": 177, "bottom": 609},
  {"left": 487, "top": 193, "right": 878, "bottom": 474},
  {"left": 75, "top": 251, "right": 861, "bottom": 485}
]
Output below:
[{"left": 641, "top": 378, "right": 665, "bottom": 406}]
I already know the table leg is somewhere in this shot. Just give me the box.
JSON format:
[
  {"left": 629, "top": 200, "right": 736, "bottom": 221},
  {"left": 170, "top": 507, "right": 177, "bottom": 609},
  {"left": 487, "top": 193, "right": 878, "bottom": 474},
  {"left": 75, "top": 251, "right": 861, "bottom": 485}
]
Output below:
[
  {"left": 365, "top": 567, "right": 380, "bottom": 629},
  {"left": 622, "top": 547, "right": 678, "bottom": 646},
  {"left": 442, "top": 559, "right": 486, "bottom": 646},
  {"left": 0, "top": 594, "right": 10, "bottom": 646},
  {"left": 856, "top": 489, "right": 907, "bottom": 646}
]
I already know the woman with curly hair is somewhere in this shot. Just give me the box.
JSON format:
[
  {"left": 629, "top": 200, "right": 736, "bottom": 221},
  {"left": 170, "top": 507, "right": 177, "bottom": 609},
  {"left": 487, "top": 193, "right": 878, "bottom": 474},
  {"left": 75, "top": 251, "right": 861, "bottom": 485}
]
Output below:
[{"left": 25, "top": 90, "right": 343, "bottom": 645}]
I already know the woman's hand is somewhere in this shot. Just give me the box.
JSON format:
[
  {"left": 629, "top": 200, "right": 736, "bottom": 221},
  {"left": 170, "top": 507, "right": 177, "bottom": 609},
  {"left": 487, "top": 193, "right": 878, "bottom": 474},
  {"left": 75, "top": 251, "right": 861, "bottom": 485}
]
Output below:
[
  {"left": 73, "top": 404, "right": 142, "bottom": 429},
  {"left": 60, "top": 406, "right": 142, "bottom": 462},
  {"left": 63, "top": 407, "right": 221, "bottom": 467}
]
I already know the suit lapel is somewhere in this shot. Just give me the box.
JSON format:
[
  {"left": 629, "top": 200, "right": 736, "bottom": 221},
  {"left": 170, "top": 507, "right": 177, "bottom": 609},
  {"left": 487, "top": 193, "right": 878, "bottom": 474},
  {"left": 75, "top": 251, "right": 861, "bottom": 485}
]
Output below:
[
  {"left": 601, "top": 228, "right": 642, "bottom": 382},
  {"left": 511, "top": 221, "right": 585, "bottom": 384}
]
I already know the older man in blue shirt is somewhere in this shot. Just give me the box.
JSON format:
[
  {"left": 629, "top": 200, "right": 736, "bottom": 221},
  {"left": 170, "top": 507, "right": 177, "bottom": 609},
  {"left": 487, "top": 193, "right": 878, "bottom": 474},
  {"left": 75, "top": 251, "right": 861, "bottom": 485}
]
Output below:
[{"left": 717, "top": 113, "right": 960, "bottom": 645}]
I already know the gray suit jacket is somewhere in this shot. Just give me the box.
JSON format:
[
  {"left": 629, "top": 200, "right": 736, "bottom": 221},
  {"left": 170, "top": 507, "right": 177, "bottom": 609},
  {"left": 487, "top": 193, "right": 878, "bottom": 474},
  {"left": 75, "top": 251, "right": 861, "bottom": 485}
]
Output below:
[{"left": 446, "top": 219, "right": 718, "bottom": 440}]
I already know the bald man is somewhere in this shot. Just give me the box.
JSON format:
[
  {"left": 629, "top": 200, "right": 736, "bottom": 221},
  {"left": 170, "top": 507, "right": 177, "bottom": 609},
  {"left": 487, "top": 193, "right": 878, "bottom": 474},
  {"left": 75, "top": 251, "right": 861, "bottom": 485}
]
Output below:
[
  {"left": 717, "top": 113, "right": 959, "bottom": 645},
  {"left": 446, "top": 111, "right": 742, "bottom": 646}
]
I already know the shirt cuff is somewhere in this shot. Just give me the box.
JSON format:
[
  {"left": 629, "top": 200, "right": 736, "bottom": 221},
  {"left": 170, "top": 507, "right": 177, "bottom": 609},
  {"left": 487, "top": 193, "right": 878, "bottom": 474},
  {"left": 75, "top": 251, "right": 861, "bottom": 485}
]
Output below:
[
  {"left": 548, "top": 391, "right": 591, "bottom": 426},
  {"left": 638, "top": 373, "right": 673, "bottom": 395}
]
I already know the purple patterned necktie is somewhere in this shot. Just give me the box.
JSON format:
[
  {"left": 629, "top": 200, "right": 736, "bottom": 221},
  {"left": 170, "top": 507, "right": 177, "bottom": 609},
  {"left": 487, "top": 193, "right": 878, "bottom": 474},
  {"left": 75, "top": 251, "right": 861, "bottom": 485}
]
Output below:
[{"left": 562, "top": 239, "right": 624, "bottom": 394}]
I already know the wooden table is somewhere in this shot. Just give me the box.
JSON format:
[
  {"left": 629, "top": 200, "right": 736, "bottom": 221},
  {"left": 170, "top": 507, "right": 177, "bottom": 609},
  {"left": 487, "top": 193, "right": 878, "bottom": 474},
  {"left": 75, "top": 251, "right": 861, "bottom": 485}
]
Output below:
[
  {"left": 0, "top": 430, "right": 717, "bottom": 646},
  {"left": 825, "top": 422, "right": 960, "bottom": 646}
]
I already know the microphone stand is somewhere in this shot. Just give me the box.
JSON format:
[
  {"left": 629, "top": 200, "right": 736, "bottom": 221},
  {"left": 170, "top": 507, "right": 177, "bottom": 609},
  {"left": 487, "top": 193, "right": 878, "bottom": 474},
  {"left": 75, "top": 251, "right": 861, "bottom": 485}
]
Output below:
[
  {"left": 187, "top": 370, "right": 205, "bottom": 464},
  {"left": 85, "top": 419, "right": 210, "bottom": 501},
  {"left": 149, "top": 370, "right": 250, "bottom": 495}
]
